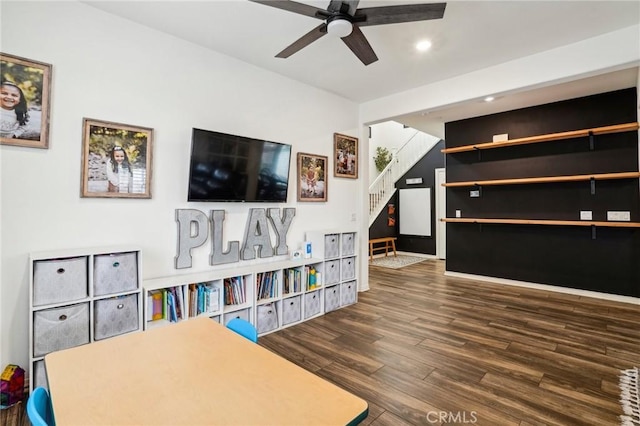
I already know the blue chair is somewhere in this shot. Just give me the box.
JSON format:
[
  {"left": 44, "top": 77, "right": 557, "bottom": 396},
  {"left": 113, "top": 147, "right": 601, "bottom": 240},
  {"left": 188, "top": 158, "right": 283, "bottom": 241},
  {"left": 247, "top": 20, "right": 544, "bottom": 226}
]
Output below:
[
  {"left": 226, "top": 318, "right": 258, "bottom": 343},
  {"left": 27, "top": 387, "right": 55, "bottom": 426}
]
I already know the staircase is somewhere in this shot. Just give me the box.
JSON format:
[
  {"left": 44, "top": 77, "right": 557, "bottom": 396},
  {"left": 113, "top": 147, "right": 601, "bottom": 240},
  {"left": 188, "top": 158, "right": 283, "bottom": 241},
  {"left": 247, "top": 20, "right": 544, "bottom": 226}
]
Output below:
[{"left": 369, "top": 130, "right": 440, "bottom": 226}]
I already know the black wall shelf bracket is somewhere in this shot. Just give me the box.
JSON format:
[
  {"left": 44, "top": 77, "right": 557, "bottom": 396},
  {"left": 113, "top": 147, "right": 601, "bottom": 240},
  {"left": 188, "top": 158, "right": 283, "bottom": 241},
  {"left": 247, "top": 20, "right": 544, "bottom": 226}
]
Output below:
[
  {"left": 473, "top": 146, "right": 481, "bottom": 160},
  {"left": 591, "top": 224, "right": 597, "bottom": 240},
  {"left": 588, "top": 131, "right": 595, "bottom": 150},
  {"left": 590, "top": 177, "right": 596, "bottom": 195}
]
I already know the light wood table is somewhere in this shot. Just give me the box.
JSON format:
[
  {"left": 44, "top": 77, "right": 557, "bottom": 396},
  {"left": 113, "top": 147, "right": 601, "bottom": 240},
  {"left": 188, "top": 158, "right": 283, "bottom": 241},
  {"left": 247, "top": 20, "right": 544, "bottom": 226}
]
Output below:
[{"left": 45, "top": 317, "right": 368, "bottom": 425}]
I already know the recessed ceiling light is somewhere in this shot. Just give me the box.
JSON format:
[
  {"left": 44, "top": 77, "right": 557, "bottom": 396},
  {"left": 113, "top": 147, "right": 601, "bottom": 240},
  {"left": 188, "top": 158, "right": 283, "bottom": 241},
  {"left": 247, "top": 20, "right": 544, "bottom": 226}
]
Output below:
[
  {"left": 416, "top": 40, "right": 432, "bottom": 52},
  {"left": 484, "top": 96, "right": 495, "bottom": 102}
]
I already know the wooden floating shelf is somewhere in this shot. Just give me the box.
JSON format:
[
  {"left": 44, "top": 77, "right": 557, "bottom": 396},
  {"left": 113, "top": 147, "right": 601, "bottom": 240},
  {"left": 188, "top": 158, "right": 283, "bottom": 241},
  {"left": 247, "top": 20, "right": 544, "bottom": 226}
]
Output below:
[
  {"left": 441, "top": 218, "right": 640, "bottom": 228},
  {"left": 442, "top": 171, "right": 640, "bottom": 187},
  {"left": 441, "top": 122, "right": 639, "bottom": 154}
]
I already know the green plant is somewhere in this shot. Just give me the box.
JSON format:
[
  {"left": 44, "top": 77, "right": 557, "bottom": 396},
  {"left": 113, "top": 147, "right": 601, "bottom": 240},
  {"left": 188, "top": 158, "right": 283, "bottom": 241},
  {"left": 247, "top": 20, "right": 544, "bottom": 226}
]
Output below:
[{"left": 374, "top": 146, "right": 392, "bottom": 172}]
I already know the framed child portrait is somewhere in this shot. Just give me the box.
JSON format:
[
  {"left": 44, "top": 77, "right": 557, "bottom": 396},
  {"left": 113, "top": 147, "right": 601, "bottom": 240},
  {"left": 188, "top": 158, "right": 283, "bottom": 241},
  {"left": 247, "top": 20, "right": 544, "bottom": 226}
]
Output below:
[
  {"left": 297, "top": 152, "right": 328, "bottom": 202},
  {"left": 81, "top": 118, "right": 153, "bottom": 199},
  {"left": 0, "top": 53, "right": 52, "bottom": 149},
  {"left": 334, "top": 133, "right": 358, "bottom": 179}
]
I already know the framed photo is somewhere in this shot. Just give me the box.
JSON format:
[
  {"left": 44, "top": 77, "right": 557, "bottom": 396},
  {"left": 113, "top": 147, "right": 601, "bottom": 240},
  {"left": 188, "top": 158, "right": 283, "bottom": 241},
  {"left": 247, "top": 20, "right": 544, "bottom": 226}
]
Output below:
[
  {"left": 81, "top": 118, "right": 153, "bottom": 199},
  {"left": 334, "top": 133, "right": 358, "bottom": 179},
  {"left": 297, "top": 152, "right": 328, "bottom": 202},
  {"left": 0, "top": 53, "right": 52, "bottom": 148}
]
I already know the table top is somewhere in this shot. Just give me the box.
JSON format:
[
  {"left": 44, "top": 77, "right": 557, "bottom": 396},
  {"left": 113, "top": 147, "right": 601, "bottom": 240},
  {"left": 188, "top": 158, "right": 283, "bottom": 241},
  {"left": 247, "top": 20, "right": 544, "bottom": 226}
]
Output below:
[{"left": 45, "top": 317, "right": 368, "bottom": 425}]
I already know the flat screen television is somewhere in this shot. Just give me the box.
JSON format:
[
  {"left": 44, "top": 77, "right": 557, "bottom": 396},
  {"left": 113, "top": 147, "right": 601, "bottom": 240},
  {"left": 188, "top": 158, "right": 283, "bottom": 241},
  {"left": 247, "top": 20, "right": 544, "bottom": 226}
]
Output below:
[{"left": 188, "top": 128, "right": 292, "bottom": 202}]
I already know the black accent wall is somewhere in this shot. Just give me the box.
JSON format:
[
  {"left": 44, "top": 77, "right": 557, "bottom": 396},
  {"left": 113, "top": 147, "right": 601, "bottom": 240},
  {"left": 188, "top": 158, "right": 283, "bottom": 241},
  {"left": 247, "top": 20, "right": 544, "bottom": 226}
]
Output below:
[{"left": 444, "top": 88, "right": 639, "bottom": 297}]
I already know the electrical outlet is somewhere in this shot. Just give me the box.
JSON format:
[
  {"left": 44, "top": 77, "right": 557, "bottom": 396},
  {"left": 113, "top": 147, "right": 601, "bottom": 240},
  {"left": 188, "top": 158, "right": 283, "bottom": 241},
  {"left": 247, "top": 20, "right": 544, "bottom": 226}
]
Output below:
[
  {"left": 350, "top": 213, "right": 356, "bottom": 222},
  {"left": 607, "top": 211, "right": 630, "bottom": 221},
  {"left": 455, "top": 210, "right": 461, "bottom": 218},
  {"left": 580, "top": 211, "right": 592, "bottom": 220},
  {"left": 493, "top": 133, "right": 508, "bottom": 142},
  {"left": 470, "top": 190, "right": 480, "bottom": 198}
]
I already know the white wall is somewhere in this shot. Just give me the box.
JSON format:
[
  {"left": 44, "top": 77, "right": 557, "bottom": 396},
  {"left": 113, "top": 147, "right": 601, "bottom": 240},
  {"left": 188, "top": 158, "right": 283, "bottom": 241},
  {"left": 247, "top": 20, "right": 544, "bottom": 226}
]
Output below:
[
  {"left": 360, "top": 25, "right": 640, "bottom": 125},
  {"left": 367, "top": 121, "right": 417, "bottom": 185},
  {"left": 0, "top": 1, "right": 361, "bottom": 369}
]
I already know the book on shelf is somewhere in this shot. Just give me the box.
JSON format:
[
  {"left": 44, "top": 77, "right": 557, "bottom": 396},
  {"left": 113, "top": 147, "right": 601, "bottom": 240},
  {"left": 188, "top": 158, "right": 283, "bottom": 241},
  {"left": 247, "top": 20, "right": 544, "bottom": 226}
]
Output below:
[{"left": 148, "top": 290, "right": 163, "bottom": 321}]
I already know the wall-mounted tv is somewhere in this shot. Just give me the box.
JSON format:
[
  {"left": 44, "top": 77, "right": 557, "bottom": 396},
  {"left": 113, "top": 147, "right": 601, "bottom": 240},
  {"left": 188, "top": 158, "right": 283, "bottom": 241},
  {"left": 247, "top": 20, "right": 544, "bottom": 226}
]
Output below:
[{"left": 188, "top": 128, "right": 292, "bottom": 202}]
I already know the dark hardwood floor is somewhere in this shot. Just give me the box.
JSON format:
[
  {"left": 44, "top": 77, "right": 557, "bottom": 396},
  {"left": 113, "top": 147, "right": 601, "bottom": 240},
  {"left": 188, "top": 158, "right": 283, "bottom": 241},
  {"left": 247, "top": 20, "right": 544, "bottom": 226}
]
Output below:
[{"left": 260, "top": 259, "right": 640, "bottom": 426}]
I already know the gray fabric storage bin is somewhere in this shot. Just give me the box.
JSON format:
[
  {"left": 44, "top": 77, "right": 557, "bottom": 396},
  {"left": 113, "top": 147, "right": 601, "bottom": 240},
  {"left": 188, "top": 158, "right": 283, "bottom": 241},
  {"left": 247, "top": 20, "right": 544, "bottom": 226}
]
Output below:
[
  {"left": 324, "top": 260, "right": 340, "bottom": 285},
  {"left": 256, "top": 303, "right": 279, "bottom": 334},
  {"left": 94, "top": 252, "right": 139, "bottom": 296},
  {"left": 341, "top": 281, "right": 357, "bottom": 306},
  {"left": 33, "top": 257, "right": 88, "bottom": 306},
  {"left": 324, "top": 285, "right": 340, "bottom": 313},
  {"left": 303, "top": 290, "right": 321, "bottom": 319},
  {"left": 94, "top": 294, "right": 139, "bottom": 340},
  {"left": 341, "top": 257, "right": 356, "bottom": 280},
  {"left": 33, "top": 303, "right": 90, "bottom": 357},
  {"left": 33, "top": 360, "right": 48, "bottom": 390},
  {"left": 341, "top": 233, "right": 356, "bottom": 256},
  {"left": 324, "top": 234, "right": 340, "bottom": 258},
  {"left": 224, "top": 308, "right": 250, "bottom": 326},
  {"left": 282, "top": 295, "right": 301, "bottom": 325}
]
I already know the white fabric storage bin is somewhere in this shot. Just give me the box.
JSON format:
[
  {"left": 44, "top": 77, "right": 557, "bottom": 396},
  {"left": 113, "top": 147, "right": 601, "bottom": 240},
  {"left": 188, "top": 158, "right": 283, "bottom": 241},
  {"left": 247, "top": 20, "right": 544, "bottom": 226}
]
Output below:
[
  {"left": 33, "top": 303, "right": 90, "bottom": 357},
  {"left": 93, "top": 252, "right": 139, "bottom": 296},
  {"left": 324, "top": 260, "right": 340, "bottom": 285},
  {"left": 303, "top": 290, "right": 321, "bottom": 319},
  {"left": 324, "top": 285, "right": 340, "bottom": 313},
  {"left": 324, "top": 234, "right": 340, "bottom": 258},
  {"left": 282, "top": 295, "right": 301, "bottom": 325},
  {"left": 341, "top": 233, "right": 356, "bottom": 256},
  {"left": 341, "top": 281, "right": 357, "bottom": 306},
  {"left": 341, "top": 257, "right": 356, "bottom": 281},
  {"left": 224, "top": 308, "right": 250, "bottom": 326},
  {"left": 33, "top": 257, "right": 88, "bottom": 306},
  {"left": 33, "top": 360, "right": 48, "bottom": 390},
  {"left": 256, "top": 303, "right": 279, "bottom": 334},
  {"left": 94, "top": 294, "right": 139, "bottom": 340}
]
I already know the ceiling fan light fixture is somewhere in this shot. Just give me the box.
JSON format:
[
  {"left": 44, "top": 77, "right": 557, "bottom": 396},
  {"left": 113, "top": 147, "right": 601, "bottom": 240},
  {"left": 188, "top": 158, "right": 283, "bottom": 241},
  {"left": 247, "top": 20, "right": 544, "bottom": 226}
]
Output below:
[{"left": 327, "top": 18, "right": 353, "bottom": 38}]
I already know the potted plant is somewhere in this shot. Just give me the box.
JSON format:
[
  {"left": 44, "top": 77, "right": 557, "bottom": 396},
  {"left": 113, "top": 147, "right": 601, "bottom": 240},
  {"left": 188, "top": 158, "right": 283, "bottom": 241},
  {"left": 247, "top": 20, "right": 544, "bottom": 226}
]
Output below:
[{"left": 374, "top": 146, "right": 392, "bottom": 172}]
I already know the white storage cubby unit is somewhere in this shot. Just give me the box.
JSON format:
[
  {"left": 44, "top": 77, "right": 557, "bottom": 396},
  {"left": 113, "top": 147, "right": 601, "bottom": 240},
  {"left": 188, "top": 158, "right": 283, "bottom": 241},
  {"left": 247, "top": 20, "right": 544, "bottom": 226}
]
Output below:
[
  {"left": 28, "top": 245, "right": 143, "bottom": 392},
  {"left": 143, "top": 256, "right": 327, "bottom": 336},
  {"left": 305, "top": 230, "right": 359, "bottom": 314}
]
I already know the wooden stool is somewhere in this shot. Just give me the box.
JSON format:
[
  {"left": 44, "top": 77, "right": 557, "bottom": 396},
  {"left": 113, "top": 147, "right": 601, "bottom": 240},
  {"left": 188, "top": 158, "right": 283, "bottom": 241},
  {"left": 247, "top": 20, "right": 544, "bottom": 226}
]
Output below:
[{"left": 369, "top": 237, "right": 397, "bottom": 261}]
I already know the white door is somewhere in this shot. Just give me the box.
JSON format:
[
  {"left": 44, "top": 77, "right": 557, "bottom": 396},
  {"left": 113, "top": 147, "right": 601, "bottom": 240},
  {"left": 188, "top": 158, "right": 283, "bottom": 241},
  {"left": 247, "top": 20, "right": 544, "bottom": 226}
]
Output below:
[{"left": 435, "top": 168, "right": 446, "bottom": 259}]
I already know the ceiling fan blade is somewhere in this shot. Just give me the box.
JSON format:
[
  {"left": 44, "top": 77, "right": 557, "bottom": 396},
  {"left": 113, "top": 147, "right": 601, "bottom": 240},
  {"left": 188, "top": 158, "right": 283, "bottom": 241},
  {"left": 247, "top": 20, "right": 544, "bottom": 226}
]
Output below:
[
  {"left": 341, "top": 25, "right": 378, "bottom": 66},
  {"left": 276, "top": 23, "right": 328, "bottom": 58},
  {"left": 328, "top": 0, "right": 360, "bottom": 16},
  {"left": 249, "top": 0, "right": 325, "bottom": 19},
  {"left": 354, "top": 3, "right": 446, "bottom": 27}
]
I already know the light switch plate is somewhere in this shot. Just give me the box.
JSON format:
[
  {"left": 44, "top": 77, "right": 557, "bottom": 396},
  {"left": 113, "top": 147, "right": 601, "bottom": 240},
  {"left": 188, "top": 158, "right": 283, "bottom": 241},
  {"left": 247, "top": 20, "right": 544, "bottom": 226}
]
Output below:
[
  {"left": 455, "top": 210, "right": 461, "bottom": 218},
  {"left": 580, "top": 211, "right": 592, "bottom": 220},
  {"left": 607, "top": 211, "right": 630, "bottom": 221}
]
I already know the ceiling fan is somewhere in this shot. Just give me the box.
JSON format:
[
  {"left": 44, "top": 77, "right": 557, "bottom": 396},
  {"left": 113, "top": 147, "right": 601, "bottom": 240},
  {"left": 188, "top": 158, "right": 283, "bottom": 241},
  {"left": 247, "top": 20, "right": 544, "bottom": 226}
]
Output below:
[{"left": 249, "top": 0, "right": 446, "bottom": 66}]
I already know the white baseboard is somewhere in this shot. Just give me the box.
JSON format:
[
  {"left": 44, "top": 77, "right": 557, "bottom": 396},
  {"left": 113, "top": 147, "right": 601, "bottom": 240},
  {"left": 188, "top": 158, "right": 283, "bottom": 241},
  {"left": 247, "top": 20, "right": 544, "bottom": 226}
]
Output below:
[{"left": 444, "top": 270, "right": 640, "bottom": 305}]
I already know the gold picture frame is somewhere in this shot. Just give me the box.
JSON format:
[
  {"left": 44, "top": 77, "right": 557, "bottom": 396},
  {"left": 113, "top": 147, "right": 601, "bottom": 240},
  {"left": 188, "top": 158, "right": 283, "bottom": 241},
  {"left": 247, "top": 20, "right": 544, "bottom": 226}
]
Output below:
[
  {"left": 0, "top": 53, "right": 52, "bottom": 148},
  {"left": 334, "top": 133, "right": 358, "bottom": 179},
  {"left": 297, "top": 152, "right": 328, "bottom": 202},
  {"left": 81, "top": 118, "right": 153, "bottom": 199}
]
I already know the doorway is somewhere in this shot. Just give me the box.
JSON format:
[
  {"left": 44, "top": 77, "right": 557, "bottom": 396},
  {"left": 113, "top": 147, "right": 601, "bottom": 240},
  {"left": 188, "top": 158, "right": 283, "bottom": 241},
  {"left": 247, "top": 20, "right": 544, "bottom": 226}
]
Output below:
[{"left": 435, "top": 168, "right": 446, "bottom": 259}]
